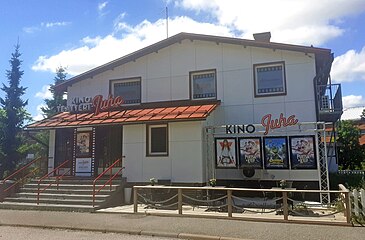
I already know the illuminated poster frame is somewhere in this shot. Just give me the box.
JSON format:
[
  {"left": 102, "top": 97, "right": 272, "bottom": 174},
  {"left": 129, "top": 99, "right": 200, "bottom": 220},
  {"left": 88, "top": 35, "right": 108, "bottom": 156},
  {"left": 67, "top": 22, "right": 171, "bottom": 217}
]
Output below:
[
  {"left": 289, "top": 135, "right": 317, "bottom": 169},
  {"left": 263, "top": 137, "right": 289, "bottom": 169},
  {"left": 215, "top": 138, "right": 237, "bottom": 168},
  {"left": 238, "top": 137, "right": 263, "bottom": 169}
]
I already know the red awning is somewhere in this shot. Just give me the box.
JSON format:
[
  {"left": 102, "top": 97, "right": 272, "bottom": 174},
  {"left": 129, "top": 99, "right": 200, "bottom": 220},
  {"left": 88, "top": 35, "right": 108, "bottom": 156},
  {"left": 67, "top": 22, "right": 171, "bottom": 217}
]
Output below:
[{"left": 26, "top": 101, "right": 220, "bottom": 130}]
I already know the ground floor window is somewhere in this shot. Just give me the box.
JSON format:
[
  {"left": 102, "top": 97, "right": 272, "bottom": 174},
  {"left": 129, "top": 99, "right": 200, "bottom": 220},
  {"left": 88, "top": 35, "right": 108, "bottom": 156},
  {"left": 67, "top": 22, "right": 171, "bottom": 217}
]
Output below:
[{"left": 147, "top": 124, "right": 168, "bottom": 156}]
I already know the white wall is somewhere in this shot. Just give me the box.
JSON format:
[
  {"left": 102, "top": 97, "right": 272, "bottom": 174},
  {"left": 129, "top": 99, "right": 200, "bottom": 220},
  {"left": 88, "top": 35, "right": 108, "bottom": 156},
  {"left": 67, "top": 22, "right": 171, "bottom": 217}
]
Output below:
[
  {"left": 67, "top": 39, "right": 317, "bottom": 125},
  {"left": 66, "top": 38, "right": 319, "bottom": 183},
  {"left": 123, "top": 121, "right": 204, "bottom": 183}
]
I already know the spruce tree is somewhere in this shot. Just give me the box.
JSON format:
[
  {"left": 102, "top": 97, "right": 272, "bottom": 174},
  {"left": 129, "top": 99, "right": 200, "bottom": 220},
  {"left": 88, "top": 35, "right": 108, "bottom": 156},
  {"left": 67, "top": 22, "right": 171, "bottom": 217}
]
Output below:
[
  {"left": 41, "top": 66, "right": 67, "bottom": 118},
  {"left": 0, "top": 44, "right": 29, "bottom": 178}
]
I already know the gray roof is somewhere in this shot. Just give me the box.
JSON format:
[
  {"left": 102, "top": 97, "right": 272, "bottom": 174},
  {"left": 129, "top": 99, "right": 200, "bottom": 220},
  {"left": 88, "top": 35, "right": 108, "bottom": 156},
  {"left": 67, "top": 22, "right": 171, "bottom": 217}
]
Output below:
[
  {"left": 55, "top": 32, "right": 332, "bottom": 92},
  {"left": 341, "top": 106, "right": 365, "bottom": 120}
]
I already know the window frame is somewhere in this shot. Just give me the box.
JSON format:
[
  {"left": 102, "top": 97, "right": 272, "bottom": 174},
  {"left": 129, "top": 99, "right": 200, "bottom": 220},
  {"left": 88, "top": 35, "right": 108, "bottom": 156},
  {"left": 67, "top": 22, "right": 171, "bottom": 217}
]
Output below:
[
  {"left": 189, "top": 69, "right": 217, "bottom": 100},
  {"left": 146, "top": 123, "right": 169, "bottom": 157},
  {"left": 109, "top": 77, "right": 141, "bottom": 105},
  {"left": 253, "top": 61, "right": 287, "bottom": 97}
]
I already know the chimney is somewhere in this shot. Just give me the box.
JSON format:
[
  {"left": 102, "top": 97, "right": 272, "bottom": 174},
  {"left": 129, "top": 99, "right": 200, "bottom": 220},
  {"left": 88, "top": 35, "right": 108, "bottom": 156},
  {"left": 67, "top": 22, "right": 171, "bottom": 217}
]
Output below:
[{"left": 253, "top": 32, "right": 271, "bottom": 42}]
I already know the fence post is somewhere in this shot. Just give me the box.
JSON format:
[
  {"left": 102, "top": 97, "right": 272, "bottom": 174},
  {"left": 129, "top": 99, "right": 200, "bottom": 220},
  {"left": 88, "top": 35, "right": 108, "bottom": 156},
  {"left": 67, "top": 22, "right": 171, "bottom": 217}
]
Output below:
[
  {"left": 282, "top": 191, "right": 289, "bottom": 221},
  {"left": 227, "top": 189, "right": 232, "bottom": 218},
  {"left": 353, "top": 189, "right": 359, "bottom": 217},
  {"left": 133, "top": 187, "right": 138, "bottom": 213},
  {"left": 178, "top": 188, "right": 182, "bottom": 215},
  {"left": 344, "top": 191, "right": 351, "bottom": 224}
]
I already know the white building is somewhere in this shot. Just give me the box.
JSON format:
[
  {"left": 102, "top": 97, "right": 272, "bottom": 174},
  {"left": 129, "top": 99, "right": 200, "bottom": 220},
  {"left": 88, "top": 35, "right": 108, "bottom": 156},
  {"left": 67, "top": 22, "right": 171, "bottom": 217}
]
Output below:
[{"left": 27, "top": 32, "right": 342, "bottom": 195}]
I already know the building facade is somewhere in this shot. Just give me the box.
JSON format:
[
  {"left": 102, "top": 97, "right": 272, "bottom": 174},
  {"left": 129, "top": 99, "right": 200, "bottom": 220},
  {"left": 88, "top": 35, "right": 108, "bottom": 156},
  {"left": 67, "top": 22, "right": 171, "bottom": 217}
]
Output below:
[{"left": 27, "top": 32, "right": 343, "bottom": 194}]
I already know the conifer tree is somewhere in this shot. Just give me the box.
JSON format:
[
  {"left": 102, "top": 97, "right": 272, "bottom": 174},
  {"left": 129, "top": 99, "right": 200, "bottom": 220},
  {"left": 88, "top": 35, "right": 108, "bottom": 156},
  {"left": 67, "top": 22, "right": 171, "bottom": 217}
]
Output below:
[
  {"left": 0, "top": 44, "right": 29, "bottom": 178},
  {"left": 41, "top": 66, "right": 67, "bottom": 118}
]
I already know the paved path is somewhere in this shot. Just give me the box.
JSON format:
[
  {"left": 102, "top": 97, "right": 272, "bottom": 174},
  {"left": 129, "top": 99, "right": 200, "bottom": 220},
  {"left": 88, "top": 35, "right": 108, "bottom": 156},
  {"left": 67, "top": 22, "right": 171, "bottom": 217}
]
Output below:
[
  {"left": 0, "top": 226, "right": 176, "bottom": 240},
  {"left": 0, "top": 209, "right": 364, "bottom": 240}
]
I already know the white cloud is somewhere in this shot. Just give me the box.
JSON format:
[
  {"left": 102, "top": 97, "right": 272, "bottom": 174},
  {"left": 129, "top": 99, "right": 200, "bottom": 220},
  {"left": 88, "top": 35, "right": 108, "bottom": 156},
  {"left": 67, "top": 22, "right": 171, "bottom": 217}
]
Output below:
[
  {"left": 98, "top": 1, "right": 108, "bottom": 11},
  {"left": 342, "top": 95, "right": 365, "bottom": 109},
  {"left": 23, "top": 26, "right": 40, "bottom": 34},
  {"left": 32, "top": 16, "right": 233, "bottom": 75},
  {"left": 35, "top": 85, "right": 52, "bottom": 99},
  {"left": 33, "top": 104, "right": 46, "bottom": 121},
  {"left": 176, "top": 0, "right": 365, "bottom": 45},
  {"left": 24, "top": 21, "right": 70, "bottom": 34},
  {"left": 31, "top": 0, "right": 365, "bottom": 76},
  {"left": 41, "top": 21, "right": 71, "bottom": 28},
  {"left": 331, "top": 47, "right": 365, "bottom": 83},
  {"left": 98, "top": 1, "right": 109, "bottom": 17}
]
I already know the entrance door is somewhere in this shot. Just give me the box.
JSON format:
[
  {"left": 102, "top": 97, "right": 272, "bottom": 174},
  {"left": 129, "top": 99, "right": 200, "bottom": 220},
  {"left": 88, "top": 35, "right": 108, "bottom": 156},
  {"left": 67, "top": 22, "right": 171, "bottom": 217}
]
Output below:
[
  {"left": 54, "top": 128, "right": 74, "bottom": 175},
  {"left": 95, "top": 125, "right": 122, "bottom": 175}
]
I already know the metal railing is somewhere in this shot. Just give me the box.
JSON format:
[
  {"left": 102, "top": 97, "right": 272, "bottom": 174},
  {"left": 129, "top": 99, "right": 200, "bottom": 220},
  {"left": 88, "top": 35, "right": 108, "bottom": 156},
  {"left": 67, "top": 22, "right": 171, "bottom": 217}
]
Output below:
[
  {"left": 92, "top": 158, "right": 124, "bottom": 207},
  {"left": 37, "top": 160, "right": 70, "bottom": 205},
  {"left": 133, "top": 185, "right": 351, "bottom": 225},
  {"left": 317, "top": 84, "right": 342, "bottom": 113},
  {"left": 1, "top": 157, "right": 44, "bottom": 199}
]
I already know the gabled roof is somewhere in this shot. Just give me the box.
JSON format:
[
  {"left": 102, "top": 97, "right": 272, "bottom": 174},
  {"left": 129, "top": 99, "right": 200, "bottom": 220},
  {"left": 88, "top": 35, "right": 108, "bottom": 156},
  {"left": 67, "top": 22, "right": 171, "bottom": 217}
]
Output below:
[{"left": 55, "top": 32, "right": 332, "bottom": 92}]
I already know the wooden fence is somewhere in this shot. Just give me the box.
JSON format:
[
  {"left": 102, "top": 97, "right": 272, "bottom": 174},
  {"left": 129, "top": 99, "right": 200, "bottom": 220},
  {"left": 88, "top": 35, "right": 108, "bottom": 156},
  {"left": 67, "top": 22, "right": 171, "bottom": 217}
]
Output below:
[
  {"left": 351, "top": 188, "right": 365, "bottom": 218},
  {"left": 133, "top": 185, "right": 351, "bottom": 225}
]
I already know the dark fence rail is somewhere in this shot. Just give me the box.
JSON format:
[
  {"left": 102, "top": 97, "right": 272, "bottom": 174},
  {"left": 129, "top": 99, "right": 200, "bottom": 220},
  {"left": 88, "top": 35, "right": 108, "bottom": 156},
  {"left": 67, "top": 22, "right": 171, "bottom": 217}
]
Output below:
[{"left": 338, "top": 170, "right": 365, "bottom": 176}]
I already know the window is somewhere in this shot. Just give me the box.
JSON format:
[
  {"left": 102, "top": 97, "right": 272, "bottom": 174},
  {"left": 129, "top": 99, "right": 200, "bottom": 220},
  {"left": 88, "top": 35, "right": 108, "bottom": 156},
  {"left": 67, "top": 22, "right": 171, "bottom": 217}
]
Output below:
[
  {"left": 190, "top": 70, "right": 216, "bottom": 100},
  {"left": 110, "top": 78, "right": 141, "bottom": 104},
  {"left": 147, "top": 124, "right": 168, "bottom": 156},
  {"left": 254, "top": 62, "right": 286, "bottom": 97}
]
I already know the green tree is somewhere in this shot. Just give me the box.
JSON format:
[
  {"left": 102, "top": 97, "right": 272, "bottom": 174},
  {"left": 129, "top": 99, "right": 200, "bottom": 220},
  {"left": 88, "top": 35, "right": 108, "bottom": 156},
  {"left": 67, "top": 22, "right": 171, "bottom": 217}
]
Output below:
[
  {"left": 0, "top": 109, "right": 5, "bottom": 163},
  {"left": 361, "top": 108, "right": 365, "bottom": 120},
  {"left": 337, "top": 120, "right": 365, "bottom": 170},
  {"left": 0, "top": 44, "right": 30, "bottom": 178},
  {"left": 41, "top": 66, "right": 67, "bottom": 118}
]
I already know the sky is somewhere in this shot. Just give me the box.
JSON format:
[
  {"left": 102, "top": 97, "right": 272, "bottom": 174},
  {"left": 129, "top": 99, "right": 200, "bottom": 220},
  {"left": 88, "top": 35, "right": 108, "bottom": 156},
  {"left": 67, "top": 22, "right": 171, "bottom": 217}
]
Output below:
[{"left": 0, "top": 0, "right": 365, "bottom": 121}]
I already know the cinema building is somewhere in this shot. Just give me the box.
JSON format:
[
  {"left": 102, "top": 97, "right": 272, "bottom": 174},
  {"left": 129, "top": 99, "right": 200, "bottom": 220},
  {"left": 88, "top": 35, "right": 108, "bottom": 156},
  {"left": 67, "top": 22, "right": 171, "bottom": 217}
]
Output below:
[{"left": 26, "top": 32, "right": 342, "bottom": 203}]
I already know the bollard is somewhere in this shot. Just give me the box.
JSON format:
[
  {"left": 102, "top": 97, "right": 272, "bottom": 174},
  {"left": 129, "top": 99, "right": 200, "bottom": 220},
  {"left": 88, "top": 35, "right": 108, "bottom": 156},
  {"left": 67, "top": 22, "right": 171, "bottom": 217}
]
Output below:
[
  {"left": 178, "top": 188, "right": 182, "bottom": 214},
  {"left": 133, "top": 187, "right": 138, "bottom": 213},
  {"left": 282, "top": 191, "right": 289, "bottom": 221}
]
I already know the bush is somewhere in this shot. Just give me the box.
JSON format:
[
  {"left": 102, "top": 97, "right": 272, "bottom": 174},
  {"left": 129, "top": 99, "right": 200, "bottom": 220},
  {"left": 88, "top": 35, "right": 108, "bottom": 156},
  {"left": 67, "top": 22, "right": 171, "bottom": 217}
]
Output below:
[{"left": 329, "top": 172, "right": 365, "bottom": 189}]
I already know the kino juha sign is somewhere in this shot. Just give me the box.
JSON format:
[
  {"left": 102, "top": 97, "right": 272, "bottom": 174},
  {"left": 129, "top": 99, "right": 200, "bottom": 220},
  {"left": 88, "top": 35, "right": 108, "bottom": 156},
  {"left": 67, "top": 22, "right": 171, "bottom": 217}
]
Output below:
[
  {"left": 226, "top": 113, "right": 299, "bottom": 135},
  {"left": 56, "top": 95, "right": 124, "bottom": 115}
]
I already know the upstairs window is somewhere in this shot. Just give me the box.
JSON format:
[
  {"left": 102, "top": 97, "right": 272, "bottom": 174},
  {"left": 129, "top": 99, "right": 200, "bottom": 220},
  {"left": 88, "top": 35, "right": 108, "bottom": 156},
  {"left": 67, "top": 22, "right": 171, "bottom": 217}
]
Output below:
[
  {"left": 254, "top": 62, "right": 286, "bottom": 97},
  {"left": 110, "top": 78, "right": 141, "bottom": 104},
  {"left": 190, "top": 70, "right": 217, "bottom": 100},
  {"left": 147, "top": 124, "right": 168, "bottom": 156}
]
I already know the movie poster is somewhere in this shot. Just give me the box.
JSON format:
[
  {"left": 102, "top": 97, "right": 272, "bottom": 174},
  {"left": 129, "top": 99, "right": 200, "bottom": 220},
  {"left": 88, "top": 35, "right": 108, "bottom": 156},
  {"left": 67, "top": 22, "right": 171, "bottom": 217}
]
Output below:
[
  {"left": 239, "top": 138, "right": 263, "bottom": 168},
  {"left": 76, "top": 131, "right": 91, "bottom": 157},
  {"left": 263, "top": 137, "right": 288, "bottom": 169},
  {"left": 215, "top": 138, "right": 237, "bottom": 168},
  {"left": 290, "top": 136, "right": 317, "bottom": 169}
]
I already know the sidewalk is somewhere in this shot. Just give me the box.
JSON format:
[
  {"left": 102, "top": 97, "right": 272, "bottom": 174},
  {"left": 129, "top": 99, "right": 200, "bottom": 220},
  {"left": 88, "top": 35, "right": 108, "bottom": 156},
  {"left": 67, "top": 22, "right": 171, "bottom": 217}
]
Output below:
[{"left": 0, "top": 209, "right": 364, "bottom": 240}]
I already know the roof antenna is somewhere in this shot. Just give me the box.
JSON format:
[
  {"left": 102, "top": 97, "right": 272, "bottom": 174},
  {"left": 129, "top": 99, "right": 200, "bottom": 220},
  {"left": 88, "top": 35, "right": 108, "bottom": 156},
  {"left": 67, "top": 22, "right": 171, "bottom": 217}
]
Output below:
[{"left": 166, "top": 6, "right": 169, "bottom": 38}]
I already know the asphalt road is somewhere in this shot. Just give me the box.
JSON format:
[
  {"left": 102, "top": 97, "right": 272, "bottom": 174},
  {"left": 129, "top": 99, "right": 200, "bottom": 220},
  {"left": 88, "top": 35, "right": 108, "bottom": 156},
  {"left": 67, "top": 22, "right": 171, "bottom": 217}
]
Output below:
[
  {"left": 0, "top": 226, "right": 176, "bottom": 240},
  {"left": 0, "top": 209, "right": 364, "bottom": 240}
]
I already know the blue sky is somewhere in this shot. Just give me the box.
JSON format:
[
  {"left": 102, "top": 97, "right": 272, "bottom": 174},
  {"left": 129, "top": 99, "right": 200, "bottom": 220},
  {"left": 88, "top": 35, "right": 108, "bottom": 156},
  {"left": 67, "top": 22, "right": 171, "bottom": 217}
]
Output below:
[{"left": 1, "top": 0, "right": 365, "bottom": 121}]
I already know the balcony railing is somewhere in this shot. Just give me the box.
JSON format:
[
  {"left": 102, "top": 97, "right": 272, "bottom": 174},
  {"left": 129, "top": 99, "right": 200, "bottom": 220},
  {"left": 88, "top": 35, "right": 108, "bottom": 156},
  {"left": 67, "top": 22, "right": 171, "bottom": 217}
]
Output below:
[{"left": 317, "top": 83, "right": 343, "bottom": 122}]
